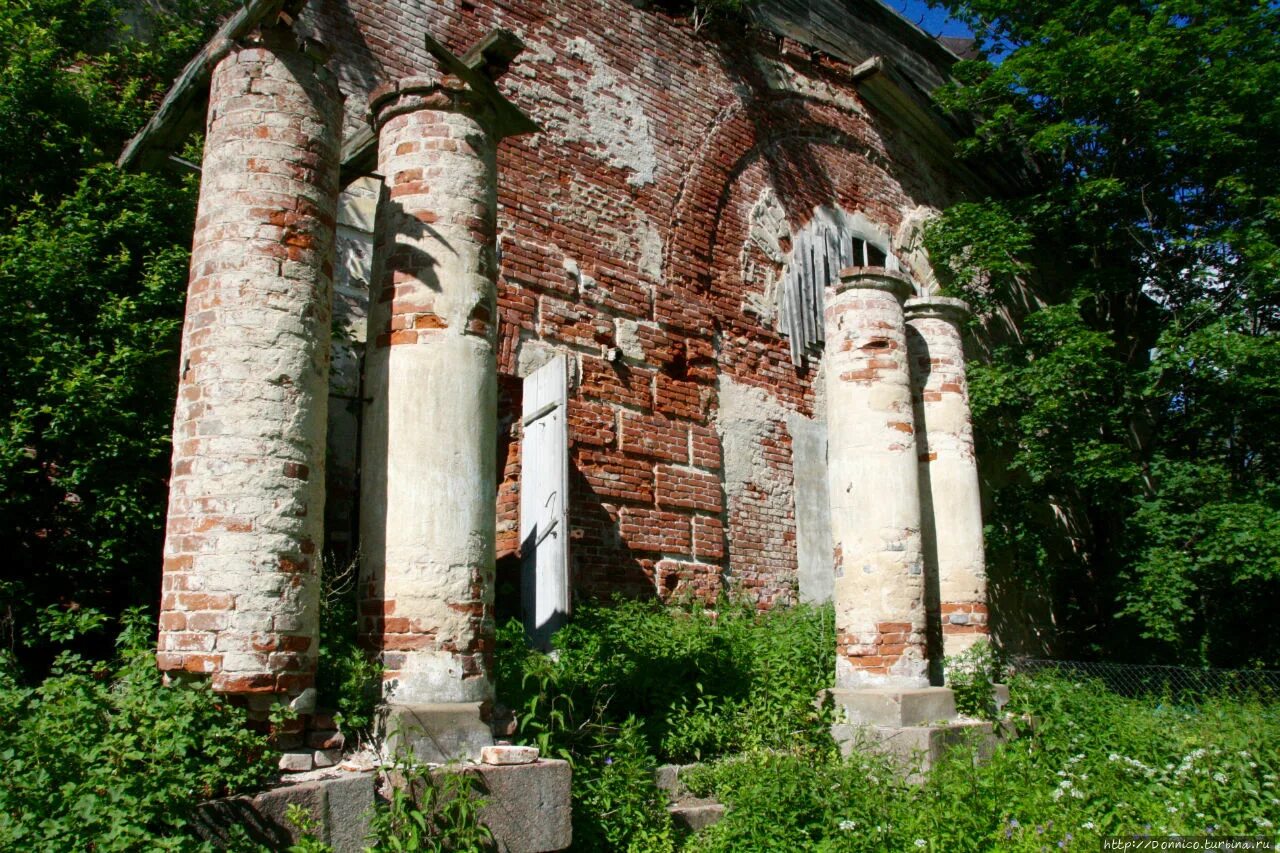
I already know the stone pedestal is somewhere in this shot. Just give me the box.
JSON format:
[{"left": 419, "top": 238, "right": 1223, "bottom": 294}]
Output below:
[
  {"left": 823, "top": 268, "right": 929, "bottom": 688},
  {"left": 157, "top": 27, "right": 342, "bottom": 698},
  {"left": 828, "top": 686, "right": 957, "bottom": 726},
  {"left": 359, "top": 77, "right": 501, "bottom": 711},
  {"left": 905, "top": 296, "right": 988, "bottom": 660},
  {"left": 828, "top": 685, "right": 1001, "bottom": 776},
  {"left": 379, "top": 703, "right": 494, "bottom": 765}
]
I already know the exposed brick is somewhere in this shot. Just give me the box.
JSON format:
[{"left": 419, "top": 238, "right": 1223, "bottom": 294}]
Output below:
[
  {"left": 655, "top": 465, "right": 723, "bottom": 514},
  {"left": 619, "top": 411, "right": 688, "bottom": 463},
  {"left": 580, "top": 355, "right": 654, "bottom": 410}
]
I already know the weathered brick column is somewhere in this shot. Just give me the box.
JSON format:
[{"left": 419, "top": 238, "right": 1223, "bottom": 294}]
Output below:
[
  {"left": 824, "top": 268, "right": 929, "bottom": 689},
  {"left": 157, "top": 28, "right": 342, "bottom": 698},
  {"left": 359, "top": 76, "right": 499, "bottom": 708},
  {"left": 906, "top": 296, "right": 988, "bottom": 659}
]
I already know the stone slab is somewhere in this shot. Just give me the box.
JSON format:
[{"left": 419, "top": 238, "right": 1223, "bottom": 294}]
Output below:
[
  {"left": 482, "top": 744, "right": 539, "bottom": 765},
  {"left": 654, "top": 762, "right": 701, "bottom": 797},
  {"left": 381, "top": 702, "right": 494, "bottom": 764},
  {"left": 192, "top": 771, "right": 377, "bottom": 852},
  {"left": 828, "top": 686, "right": 957, "bottom": 726},
  {"left": 832, "top": 719, "right": 998, "bottom": 778},
  {"left": 668, "top": 798, "right": 725, "bottom": 833},
  {"left": 432, "top": 759, "right": 572, "bottom": 852}
]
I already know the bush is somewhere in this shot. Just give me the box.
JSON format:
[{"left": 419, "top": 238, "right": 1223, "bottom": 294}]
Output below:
[
  {"left": 945, "top": 639, "right": 1005, "bottom": 721},
  {"left": 0, "top": 608, "right": 273, "bottom": 851},
  {"left": 315, "top": 555, "right": 381, "bottom": 738},
  {"left": 497, "top": 597, "right": 835, "bottom": 764},
  {"left": 496, "top": 597, "right": 835, "bottom": 850}
]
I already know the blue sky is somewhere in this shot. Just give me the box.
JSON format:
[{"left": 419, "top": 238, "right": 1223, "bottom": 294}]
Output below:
[{"left": 886, "top": 0, "right": 973, "bottom": 38}]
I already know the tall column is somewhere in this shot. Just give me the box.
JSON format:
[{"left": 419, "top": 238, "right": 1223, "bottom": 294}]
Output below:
[
  {"left": 906, "top": 297, "right": 988, "bottom": 659},
  {"left": 360, "top": 76, "right": 498, "bottom": 707},
  {"left": 158, "top": 28, "right": 342, "bottom": 698},
  {"left": 824, "top": 268, "right": 929, "bottom": 689}
]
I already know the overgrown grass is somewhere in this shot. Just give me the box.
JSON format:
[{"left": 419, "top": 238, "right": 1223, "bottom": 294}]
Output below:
[{"left": 499, "top": 599, "right": 1280, "bottom": 851}]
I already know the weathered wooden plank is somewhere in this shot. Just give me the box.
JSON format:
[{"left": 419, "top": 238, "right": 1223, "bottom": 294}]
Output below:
[{"left": 520, "top": 354, "right": 570, "bottom": 650}]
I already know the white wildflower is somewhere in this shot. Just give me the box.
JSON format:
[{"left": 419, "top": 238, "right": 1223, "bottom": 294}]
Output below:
[{"left": 839, "top": 820, "right": 856, "bottom": 831}]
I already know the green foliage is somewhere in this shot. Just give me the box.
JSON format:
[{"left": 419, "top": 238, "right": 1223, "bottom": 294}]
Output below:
[
  {"left": 496, "top": 598, "right": 835, "bottom": 850},
  {"left": 682, "top": 674, "right": 1280, "bottom": 851},
  {"left": 945, "top": 639, "right": 1005, "bottom": 721},
  {"left": 316, "top": 556, "right": 382, "bottom": 737},
  {"left": 0, "top": 0, "right": 234, "bottom": 672},
  {"left": 923, "top": 0, "right": 1280, "bottom": 664},
  {"left": 364, "top": 758, "right": 494, "bottom": 853},
  {"left": 498, "top": 597, "right": 835, "bottom": 764},
  {"left": 572, "top": 717, "right": 677, "bottom": 853},
  {"left": 0, "top": 608, "right": 273, "bottom": 851}
]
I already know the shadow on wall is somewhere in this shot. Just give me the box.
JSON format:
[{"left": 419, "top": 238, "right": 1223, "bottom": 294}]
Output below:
[{"left": 566, "top": 463, "right": 665, "bottom": 603}]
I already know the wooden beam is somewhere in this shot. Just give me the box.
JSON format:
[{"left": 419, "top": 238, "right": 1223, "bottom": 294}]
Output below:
[{"left": 422, "top": 30, "right": 539, "bottom": 139}]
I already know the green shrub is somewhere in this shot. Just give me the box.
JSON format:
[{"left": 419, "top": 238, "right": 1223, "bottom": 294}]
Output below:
[
  {"left": 316, "top": 555, "right": 381, "bottom": 738},
  {"left": 573, "top": 717, "right": 676, "bottom": 853},
  {"left": 945, "top": 639, "right": 1005, "bottom": 721},
  {"left": 497, "top": 597, "right": 835, "bottom": 764},
  {"left": 364, "top": 758, "right": 494, "bottom": 853},
  {"left": 497, "top": 600, "right": 1280, "bottom": 851},
  {"left": 0, "top": 608, "right": 273, "bottom": 851}
]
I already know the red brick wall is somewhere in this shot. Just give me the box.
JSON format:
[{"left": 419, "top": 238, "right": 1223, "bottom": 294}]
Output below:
[{"left": 305, "top": 0, "right": 973, "bottom": 606}]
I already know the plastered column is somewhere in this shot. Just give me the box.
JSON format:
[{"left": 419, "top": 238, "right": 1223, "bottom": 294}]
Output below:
[
  {"left": 906, "top": 297, "right": 988, "bottom": 659},
  {"left": 360, "top": 77, "right": 498, "bottom": 705},
  {"left": 824, "top": 268, "right": 929, "bottom": 688},
  {"left": 158, "top": 28, "right": 342, "bottom": 697}
]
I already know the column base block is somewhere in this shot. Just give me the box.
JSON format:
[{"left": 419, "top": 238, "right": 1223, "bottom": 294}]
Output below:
[
  {"left": 826, "top": 686, "right": 957, "bottom": 727},
  {"left": 380, "top": 702, "right": 494, "bottom": 764},
  {"left": 831, "top": 719, "right": 1002, "bottom": 778},
  {"left": 436, "top": 760, "right": 572, "bottom": 852}
]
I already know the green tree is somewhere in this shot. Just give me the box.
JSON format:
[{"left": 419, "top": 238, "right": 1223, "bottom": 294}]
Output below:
[
  {"left": 0, "top": 0, "right": 230, "bottom": 673},
  {"left": 925, "top": 0, "right": 1280, "bottom": 664}
]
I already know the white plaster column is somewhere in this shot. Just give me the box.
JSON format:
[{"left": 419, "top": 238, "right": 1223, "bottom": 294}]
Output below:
[
  {"left": 824, "top": 268, "right": 929, "bottom": 688},
  {"left": 906, "top": 296, "right": 988, "bottom": 659},
  {"left": 359, "top": 76, "right": 498, "bottom": 705}
]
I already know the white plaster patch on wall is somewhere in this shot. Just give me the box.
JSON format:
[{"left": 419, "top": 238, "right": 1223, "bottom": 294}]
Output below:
[
  {"left": 751, "top": 55, "right": 865, "bottom": 115},
  {"left": 555, "top": 36, "right": 657, "bottom": 186},
  {"left": 634, "top": 212, "right": 664, "bottom": 284},
  {"left": 894, "top": 205, "right": 941, "bottom": 295},
  {"left": 741, "top": 187, "right": 789, "bottom": 326},
  {"left": 715, "top": 376, "right": 791, "bottom": 498},
  {"left": 503, "top": 27, "right": 658, "bottom": 183}
]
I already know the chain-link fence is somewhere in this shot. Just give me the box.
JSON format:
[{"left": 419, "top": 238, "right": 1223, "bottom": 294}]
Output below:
[{"left": 1009, "top": 657, "right": 1280, "bottom": 704}]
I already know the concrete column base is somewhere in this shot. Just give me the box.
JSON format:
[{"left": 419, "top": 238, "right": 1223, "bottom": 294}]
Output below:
[
  {"left": 379, "top": 702, "right": 494, "bottom": 764},
  {"left": 826, "top": 686, "right": 958, "bottom": 727},
  {"left": 831, "top": 719, "right": 1003, "bottom": 779}
]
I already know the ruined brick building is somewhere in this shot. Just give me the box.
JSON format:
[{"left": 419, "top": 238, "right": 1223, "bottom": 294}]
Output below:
[{"left": 124, "top": 0, "right": 1018, "bottom": 734}]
